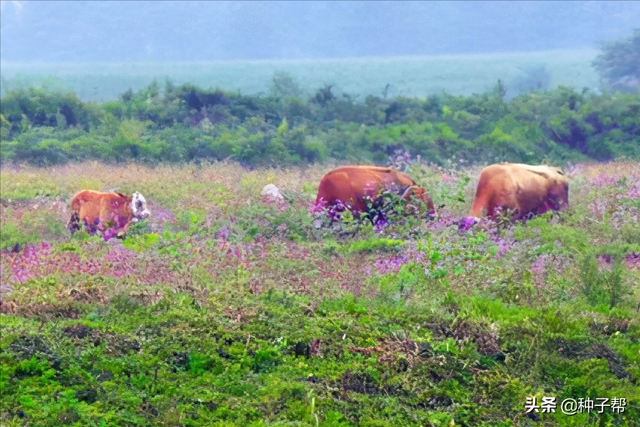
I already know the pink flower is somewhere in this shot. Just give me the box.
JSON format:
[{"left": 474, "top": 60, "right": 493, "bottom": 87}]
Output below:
[
  {"left": 529, "top": 254, "right": 568, "bottom": 287},
  {"left": 591, "top": 173, "right": 619, "bottom": 187},
  {"left": 625, "top": 253, "right": 640, "bottom": 270},
  {"left": 368, "top": 256, "right": 410, "bottom": 275},
  {"left": 619, "top": 186, "right": 640, "bottom": 200},
  {"left": 458, "top": 216, "right": 478, "bottom": 232},
  {"left": 309, "top": 198, "right": 328, "bottom": 214},
  {"left": 440, "top": 173, "right": 458, "bottom": 185}
]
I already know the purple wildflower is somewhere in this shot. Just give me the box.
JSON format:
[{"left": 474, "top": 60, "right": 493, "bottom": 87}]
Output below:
[
  {"left": 217, "top": 225, "right": 232, "bottom": 241},
  {"left": 155, "top": 209, "right": 176, "bottom": 223},
  {"left": 591, "top": 173, "right": 619, "bottom": 187},
  {"left": 492, "top": 238, "right": 513, "bottom": 259},
  {"left": 529, "top": 254, "right": 568, "bottom": 288},
  {"left": 326, "top": 201, "right": 347, "bottom": 222},
  {"left": 369, "top": 256, "right": 410, "bottom": 275},
  {"left": 596, "top": 254, "right": 614, "bottom": 271},
  {"left": 588, "top": 199, "right": 609, "bottom": 219},
  {"left": 374, "top": 217, "right": 389, "bottom": 233},
  {"left": 619, "top": 186, "right": 640, "bottom": 200},
  {"left": 626, "top": 253, "right": 640, "bottom": 270},
  {"left": 458, "top": 216, "right": 478, "bottom": 232},
  {"left": 309, "top": 198, "right": 328, "bottom": 214}
]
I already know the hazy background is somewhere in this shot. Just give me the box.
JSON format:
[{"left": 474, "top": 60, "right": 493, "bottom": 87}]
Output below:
[
  {"left": 2, "top": 1, "right": 639, "bottom": 61},
  {"left": 1, "top": 1, "right": 638, "bottom": 100}
]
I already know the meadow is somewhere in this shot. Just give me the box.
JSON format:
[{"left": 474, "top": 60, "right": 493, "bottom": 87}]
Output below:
[
  {"left": 0, "top": 49, "right": 600, "bottom": 102},
  {"left": 1, "top": 158, "right": 639, "bottom": 427}
]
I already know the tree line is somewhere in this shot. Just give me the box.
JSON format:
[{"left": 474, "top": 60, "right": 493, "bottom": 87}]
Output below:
[{"left": 2, "top": 29, "right": 639, "bottom": 168}]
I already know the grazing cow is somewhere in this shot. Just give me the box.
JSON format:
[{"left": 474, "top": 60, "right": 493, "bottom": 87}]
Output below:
[
  {"left": 314, "top": 165, "right": 436, "bottom": 222},
  {"left": 261, "top": 184, "right": 284, "bottom": 203},
  {"left": 461, "top": 162, "right": 569, "bottom": 228},
  {"left": 68, "top": 190, "right": 150, "bottom": 237}
]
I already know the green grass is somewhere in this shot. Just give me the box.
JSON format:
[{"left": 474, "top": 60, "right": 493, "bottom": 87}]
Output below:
[
  {"left": 0, "top": 50, "right": 600, "bottom": 102},
  {"left": 1, "top": 160, "right": 639, "bottom": 426}
]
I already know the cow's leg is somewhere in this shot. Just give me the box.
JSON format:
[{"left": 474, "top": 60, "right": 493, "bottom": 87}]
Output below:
[{"left": 67, "top": 212, "right": 81, "bottom": 234}]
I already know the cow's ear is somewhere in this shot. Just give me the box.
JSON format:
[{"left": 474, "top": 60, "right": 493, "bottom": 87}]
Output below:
[{"left": 116, "top": 192, "right": 127, "bottom": 199}]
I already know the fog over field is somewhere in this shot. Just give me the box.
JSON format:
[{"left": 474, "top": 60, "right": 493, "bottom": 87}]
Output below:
[
  {"left": 1, "top": 1, "right": 639, "bottom": 61},
  {"left": 3, "top": 1, "right": 636, "bottom": 100}
]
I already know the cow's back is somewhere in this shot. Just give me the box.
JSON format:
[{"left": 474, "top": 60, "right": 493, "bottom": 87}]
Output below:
[
  {"left": 316, "top": 165, "right": 418, "bottom": 211},
  {"left": 316, "top": 169, "right": 376, "bottom": 210},
  {"left": 70, "top": 190, "right": 131, "bottom": 226},
  {"left": 471, "top": 163, "right": 562, "bottom": 218}
]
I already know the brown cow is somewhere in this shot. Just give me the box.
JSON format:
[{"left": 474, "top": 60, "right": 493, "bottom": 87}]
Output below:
[
  {"left": 464, "top": 162, "right": 569, "bottom": 226},
  {"left": 68, "top": 190, "right": 150, "bottom": 238},
  {"left": 314, "top": 165, "right": 436, "bottom": 222}
]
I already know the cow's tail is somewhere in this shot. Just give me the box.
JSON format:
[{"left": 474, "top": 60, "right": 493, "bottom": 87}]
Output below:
[{"left": 69, "top": 194, "right": 82, "bottom": 213}]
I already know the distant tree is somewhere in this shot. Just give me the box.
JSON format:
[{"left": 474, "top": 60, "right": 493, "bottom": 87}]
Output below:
[
  {"left": 312, "top": 85, "right": 335, "bottom": 106},
  {"left": 269, "top": 71, "right": 303, "bottom": 98},
  {"left": 593, "top": 28, "right": 640, "bottom": 93},
  {"left": 121, "top": 88, "right": 134, "bottom": 103},
  {"left": 510, "top": 64, "right": 551, "bottom": 97}
]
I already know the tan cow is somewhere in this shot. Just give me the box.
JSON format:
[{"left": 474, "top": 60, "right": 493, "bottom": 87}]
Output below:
[{"left": 463, "top": 163, "right": 569, "bottom": 227}]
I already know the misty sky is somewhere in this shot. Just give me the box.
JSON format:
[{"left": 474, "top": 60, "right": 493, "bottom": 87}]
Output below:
[{"left": 1, "top": 1, "right": 639, "bottom": 62}]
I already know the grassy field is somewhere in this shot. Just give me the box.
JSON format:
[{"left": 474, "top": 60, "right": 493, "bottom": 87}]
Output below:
[
  {"left": 0, "top": 50, "right": 600, "bottom": 102},
  {"left": 1, "top": 160, "right": 639, "bottom": 427}
]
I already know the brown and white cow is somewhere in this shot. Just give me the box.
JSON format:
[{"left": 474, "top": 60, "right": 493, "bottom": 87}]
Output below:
[{"left": 68, "top": 190, "right": 150, "bottom": 238}]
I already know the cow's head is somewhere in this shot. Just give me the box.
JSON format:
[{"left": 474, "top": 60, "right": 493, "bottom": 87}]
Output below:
[
  {"left": 401, "top": 186, "right": 437, "bottom": 220},
  {"left": 523, "top": 165, "right": 569, "bottom": 212},
  {"left": 129, "top": 191, "right": 150, "bottom": 222},
  {"left": 546, "top": 172, "right": 569, "bottom": 211}
]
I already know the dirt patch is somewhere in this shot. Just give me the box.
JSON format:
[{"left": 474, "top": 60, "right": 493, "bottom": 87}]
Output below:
[
  {"left": 9, "top": 335, "right": 53, "bottom": 359},
  {"left": 75, "top": 387, "right": 98, "bottom": 404},
  {"left": 417, "top": 395, "right": 455, "bottom": 410},
  {"left": 425, "top": 319, "right": 501, "bottom": 357},
  {"left": 0, "top": 300, "right": 18, "bottom": 314},
  {"left": 552, "top": 337, "right": 590, "bottom": 358},
  {"left": 97, "top": 371, "right": 113, "bottom": 383},
  {"left": 552, "top": 338, "right": 632, "bottom": 381},
  {"left": 62, "top": 324, "right": 95, "bottom": 340},
  {"left": 128, "top": 290, "right": 165, "bottom": 305},
  {"left": 102, "top": 333, "right": 141, "bottom": 357},
  {"left": 590, "top": 317, "right": 631, "bottom": 336},
  {"left": 67, "top": 287, "right": 108, "bottom": 304},
  {"left": 8, "top": 335, "right": 63, "bottom": 371},
  {"left": 586, "top": 344, "right": 631, "bottom": 381},
  {"left": 57, "top": 408, "right": 80, "bottom": 425},
  {"left": 336, "top": 371, "right": 406, "bottom": 396},
  {"left": 18, "top": 303, "right": 82, "bottom": 320},
  {"left": 350, "top": 338, "right": 427, "bottom": 371},
  {"left": 170, "top": 352, "right": 190, "bottom": 372},
  {"left": 289, "top": 339, "right": 322, "bottom": 358}
]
